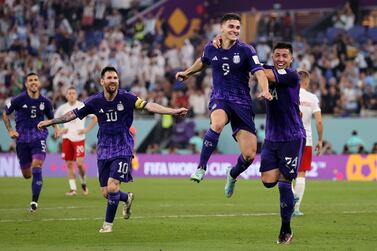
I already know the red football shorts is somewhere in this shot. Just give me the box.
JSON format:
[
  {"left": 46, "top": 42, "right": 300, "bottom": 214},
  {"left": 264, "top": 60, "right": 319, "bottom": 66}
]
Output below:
[
  {"left": 298, "top": 146, "right": 312, "bottom": 172},
  {"left": 62, "top": 139, "right": 85, "bottom": 161}
]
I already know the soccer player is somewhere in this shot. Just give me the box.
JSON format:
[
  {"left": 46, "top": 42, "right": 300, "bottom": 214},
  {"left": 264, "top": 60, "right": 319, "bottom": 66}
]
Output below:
[
  {"left": 260, "top": 42, "right": 306, "bottom": 244},
  {"left": 2, "top": 72, "right": 59, "bottom": 212},
  {"left": 38, "top": 66, "right": 188, "bottom": 233},
  {"left": 292, "top": 70, "right": 323, "bottom": 216},
  {"left": 175, "top": 13, "right": 271, "bottom": 198},
  {"left": 55, "top": 86, "right": 98, "bottom": 196}
]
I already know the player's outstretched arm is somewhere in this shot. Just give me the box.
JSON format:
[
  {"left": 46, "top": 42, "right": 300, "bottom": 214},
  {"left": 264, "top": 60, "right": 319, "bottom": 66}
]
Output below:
[
  {"left": 2, "top": 110, "right": 19, "bottom": 139},
  {"left": 38, "top": 110, "right": 77, "bottom": 129},
  {"left": 314, "top": 111, "right": 323, "bottom": 155},
  {"left": 144, "top": 102, "right": 188, "bottom": 116},
  {"left": 254, "top": 70, "right": 272, "bottom": 101},
  {"left": 175, "top": 58, "right": 207, "bottom": 81},
  {"left": 263, "top": 69, "right": 276, "bottom": 83}
]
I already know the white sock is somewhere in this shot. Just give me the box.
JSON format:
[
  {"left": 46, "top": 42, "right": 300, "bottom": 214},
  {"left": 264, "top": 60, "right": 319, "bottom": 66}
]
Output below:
[
  {"left": 294, "top": 177, "right": 306, "bottom": 211},
  {"left": 79, "top": 174, "right": 86, "bottom": 185},
  {"left": 69, "top": 179, "right": 77, "bottom": 191}
]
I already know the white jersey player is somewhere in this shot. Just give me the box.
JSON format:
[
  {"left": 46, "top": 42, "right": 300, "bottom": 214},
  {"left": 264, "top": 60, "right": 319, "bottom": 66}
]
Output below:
[
  {"left": 55, "top": 86, "right": 97, "bottom": 195},
  {"left": 293, "top": 70, "right": 323, "bottom": 216}
]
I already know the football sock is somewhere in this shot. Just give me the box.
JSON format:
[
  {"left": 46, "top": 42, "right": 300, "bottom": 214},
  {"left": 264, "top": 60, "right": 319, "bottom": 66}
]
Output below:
[
  {"left": 79, "top": 174, "right": 87, "bottom": 185},
  {"left": 69, "top": 179, "right": 77, "bottom": 191},
  {"left": 105, "top": 191, "right": 120, "bottom": 223},
  {"left": 230, "top": 154, "right": 253, "bottom": 179},
  {"left": 199, "top": 129, "right": 220, "bottom": 170},
  {"left": 31, "top": 167, "right": 43, "bottom": 202},
  {"left": 119, "top": 191, "right": 129, "bottom": 202},
  {"left": 279, "top": 181, "right": 294, "bottom": 233},
  {"left": 294, "top": 177, "right": 306, "bottom": 211}
]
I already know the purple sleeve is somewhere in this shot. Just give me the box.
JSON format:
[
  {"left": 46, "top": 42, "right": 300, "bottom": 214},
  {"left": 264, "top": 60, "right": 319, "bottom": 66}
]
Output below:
[
  {"left": 4, "top": 96, "right": 19, "bottom": 115},
  {"left": 200, "top": 42, "right": 212, "bottom": 65},
  {"left": 73, "top": 97, "right": 95, "bottom": 119},
  {"left": 272, "top": 68, "right": 299, "bottom": 87},
  {"left": 245, "top": 44, "right": 263, "bottom": 74},
  {"left": 44, "top": 99, "right": 54, "bottom": 119}
]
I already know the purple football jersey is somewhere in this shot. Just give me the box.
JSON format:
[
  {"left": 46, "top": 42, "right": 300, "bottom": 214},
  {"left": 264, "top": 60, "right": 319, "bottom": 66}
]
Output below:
[
  {"left": 201, "top": 40, "right": 263, "bottom": 106},
  {"left": 4, "top": 91, "right": 54, "bottom": 143},
  {"left": 263, "top": 65, "right": 306, "bottom": 142},
  {"left": 74, "top": 89, "right": 144, "bottom": 160}
]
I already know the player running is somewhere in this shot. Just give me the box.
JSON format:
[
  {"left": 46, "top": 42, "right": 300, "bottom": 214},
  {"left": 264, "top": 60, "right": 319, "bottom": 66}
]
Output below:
[
  {"left": 3, "top": 72, "right": 59, "bottom": 212},
  {"left": 38, "top": 66, "right": 188, "bottom": 233},
  {"left": 260, "top": 42, "right": 306, "bottom": 244}
]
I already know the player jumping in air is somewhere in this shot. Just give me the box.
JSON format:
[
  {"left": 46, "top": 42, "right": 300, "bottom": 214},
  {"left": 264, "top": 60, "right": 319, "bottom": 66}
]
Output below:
[{"left": 176, "top": 13, "right": 272, "bottom": 198}]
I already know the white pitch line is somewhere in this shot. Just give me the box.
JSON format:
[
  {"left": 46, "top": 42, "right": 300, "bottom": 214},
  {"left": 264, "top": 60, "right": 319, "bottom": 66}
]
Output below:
[
  {"left": 0, "top": 212, "right": 279, "bottom": 223},
  {"left": 0, "top": 206, "right": 97, "bottom": 211},
  {"left": 1, "top": 210, "right": 376, "bottom": 223}
]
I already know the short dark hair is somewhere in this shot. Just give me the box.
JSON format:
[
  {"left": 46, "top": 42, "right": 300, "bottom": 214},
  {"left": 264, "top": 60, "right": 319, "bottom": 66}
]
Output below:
[
  {"left": 273, "top": 42, "right": 293, "bottom": 54},
  {"left": 26, "top": 72, "right": 38, "bottom": 79},
  {"left": 220, "top": 13, "right": 241, "bottom": 24},
  {"left": 101, "top": 66, "right": 118, "bottom": 78}
]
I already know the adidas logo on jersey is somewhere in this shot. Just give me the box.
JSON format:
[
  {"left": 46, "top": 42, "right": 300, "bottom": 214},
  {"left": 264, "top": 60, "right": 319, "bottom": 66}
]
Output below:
[
  {"left": 22, "top": 104, "right": 28, "bottom": 108},
  {"left": 212, "top": 56, "right": 218, "bottom": 61},
  {"left": 99, "top": 109, "right": 104, "bottom": 113}
]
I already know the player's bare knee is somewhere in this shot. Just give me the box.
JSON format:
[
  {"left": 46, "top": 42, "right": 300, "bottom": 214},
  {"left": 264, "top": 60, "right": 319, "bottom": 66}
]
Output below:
[
  {"left": 243, "top": 152, "right": 256, "bottom": 163},
  {"left": 262, "top": 180, "right": 278, "bottom": 188},
  {"left": 211, "top": 124, "right": 224, "bottom": 134},
  {"left": 261, "top": 174, "right": 278, "bottom": 188},
  {"left": 23, "top": 174, "right": 32, "bottom": 179}
]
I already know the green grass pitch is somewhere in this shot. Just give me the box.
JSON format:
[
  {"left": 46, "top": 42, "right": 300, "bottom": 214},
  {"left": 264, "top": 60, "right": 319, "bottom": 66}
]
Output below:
[{"left": 0, "top": 177, "right": 376, "bottom": 250}]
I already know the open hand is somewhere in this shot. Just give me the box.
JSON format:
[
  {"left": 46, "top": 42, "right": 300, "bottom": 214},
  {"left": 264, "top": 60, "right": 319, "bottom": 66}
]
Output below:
[{"left": 174, "top": 107, "right": 189, "bottom": 117}]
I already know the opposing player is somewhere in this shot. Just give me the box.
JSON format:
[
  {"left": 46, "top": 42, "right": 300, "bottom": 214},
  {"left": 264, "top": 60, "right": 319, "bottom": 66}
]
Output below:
[
  {"left": 293, "top": 70, "right": 323, "bottom": 216},
  {"left": 55, "top": 86, "right": 98, "bottom": 196},
  {"left": 38, "top": 66, "right": 188, "bottom": 233},
  {"left": 2, "top": 72, "right": 59, "bottom": 212},
  {"left": 260, "top": 42, "right": 306, "bottom": 244},
  {"left": 175, "top": 13, "right": 271, "bottom": 198}
]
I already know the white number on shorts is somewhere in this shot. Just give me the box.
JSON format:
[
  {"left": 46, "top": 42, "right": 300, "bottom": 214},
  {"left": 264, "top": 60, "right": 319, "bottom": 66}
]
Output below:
[
  {"left": 285, "top": 157, "right": 298, "bottom": 169},
  {"left": 76, "top": 145, "right": 84, "bottom": 154},
  {"left": 117, "top": 162, "right": 129, "bottom": 175},
  {"left": 222, "top": 63, "right": 230, "bottom": 76},
  {"left": 41, "top": 140, "right": 46, "bottom": 152}
]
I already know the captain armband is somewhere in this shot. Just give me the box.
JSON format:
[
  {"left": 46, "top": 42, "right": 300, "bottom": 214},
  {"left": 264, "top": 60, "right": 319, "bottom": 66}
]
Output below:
[{"left": 135, "top": 98, "right": 148, "bottom": 110}]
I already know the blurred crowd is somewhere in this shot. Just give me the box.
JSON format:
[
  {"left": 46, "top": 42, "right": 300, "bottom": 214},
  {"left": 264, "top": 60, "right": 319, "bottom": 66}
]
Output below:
[{"left": 0, "top": 0, "right": 376, "bottom": 153}]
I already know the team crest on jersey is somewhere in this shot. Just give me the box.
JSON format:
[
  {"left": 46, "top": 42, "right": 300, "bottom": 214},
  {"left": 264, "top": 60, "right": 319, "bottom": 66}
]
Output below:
[
  {"left": 233, "top": 53, "right": 240, "bottom": 64},
  {"left": 117, "top": 102, "right": 124, "bottom": 111},
  {"left": 39, "top": 102, "right": 45, "bottom": 110}
]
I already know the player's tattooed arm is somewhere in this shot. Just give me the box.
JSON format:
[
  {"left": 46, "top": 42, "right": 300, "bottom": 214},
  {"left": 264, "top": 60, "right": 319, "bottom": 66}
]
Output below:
[
  {"left": 2, "top": 111, "right": 19, "bottom": 138},
  {"left": 38, "top": 110, "right": 77, "bottom": 129}
]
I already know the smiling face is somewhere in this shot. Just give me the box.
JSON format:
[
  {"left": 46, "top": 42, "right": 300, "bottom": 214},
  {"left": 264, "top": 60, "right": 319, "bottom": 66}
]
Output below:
[
  {"left": 272, "top": 48, "right": 293, "bottom": 69},
  {"left": 25, "top": 74, "right": 40, "bottom": 94},
  {"left": 221, "top": 19, "right": 241, "bottom": 42},
  {"left": 100, "top": 70, "right": 119, "bottom": 95}
]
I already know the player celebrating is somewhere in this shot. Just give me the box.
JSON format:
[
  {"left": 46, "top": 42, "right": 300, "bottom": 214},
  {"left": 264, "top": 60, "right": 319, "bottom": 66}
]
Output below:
[
  {"left": 2, "top": 72, "right": 59, "bottom": 212},
  {"left": 38, "top": 66, "right": 188, "bottom": 233},
  {"left": 55, "top": 86, "right": 98, "bottom": 196},
  {"left": 175, "top": 13, "right": 271, "bottom": 198},
  {"left": 260, "top": 42, "right": 306, "bottom": 244},
  {"left": 293, "top": 70, "right": 323, "bottom": 216}
]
